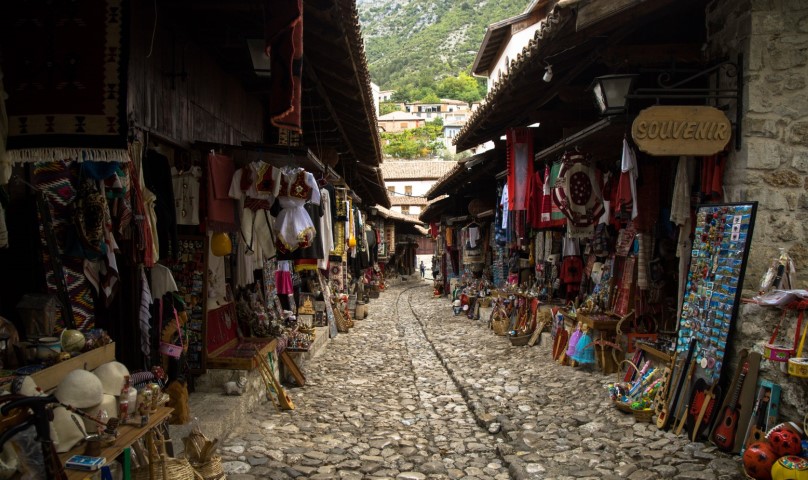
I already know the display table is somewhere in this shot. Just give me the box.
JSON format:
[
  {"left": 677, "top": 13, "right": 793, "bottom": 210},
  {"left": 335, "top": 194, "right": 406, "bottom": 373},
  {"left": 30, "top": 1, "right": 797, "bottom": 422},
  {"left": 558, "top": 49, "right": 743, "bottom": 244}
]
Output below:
[{"left": 59, "top": 406, "right": 174, "bottom": 480}]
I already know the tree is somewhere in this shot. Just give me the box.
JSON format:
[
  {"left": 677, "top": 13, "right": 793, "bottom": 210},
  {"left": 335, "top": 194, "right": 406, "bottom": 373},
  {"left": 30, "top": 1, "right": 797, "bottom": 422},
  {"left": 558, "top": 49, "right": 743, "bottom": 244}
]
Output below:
[
  {"left": 435, "top": 72, "right": 481, "bottom": 103},
  {"left": 381, "top": 118, "right": 445, "bottom": 159},
  {"left": 380, "top": 102, "right": 402, "bottom": 115},
  {"left": 419, "top": 91, "right": 441, "bottom": 104}
]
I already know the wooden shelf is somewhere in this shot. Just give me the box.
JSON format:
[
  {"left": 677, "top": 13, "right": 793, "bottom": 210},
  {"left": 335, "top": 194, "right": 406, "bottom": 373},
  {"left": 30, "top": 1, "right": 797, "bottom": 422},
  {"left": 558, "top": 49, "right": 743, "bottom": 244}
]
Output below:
[
  {"left": 30, "top": 343, "right": 116, "bottom": 392},
  {"left": 638, "top": 343, "right": 673, "bottom": 363},
  {"left": 60, "top": 406, "right": 173, "bottom": 480}
]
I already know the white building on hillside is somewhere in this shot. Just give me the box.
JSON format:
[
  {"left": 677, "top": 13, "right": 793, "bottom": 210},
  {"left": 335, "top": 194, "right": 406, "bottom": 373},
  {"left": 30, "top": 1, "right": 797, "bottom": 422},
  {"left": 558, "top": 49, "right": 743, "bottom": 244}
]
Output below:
[
  {"left": 405, "top": 99, "right": 471, "bottom": 123},
  {"left": 471, "top": 0, "right": 547, "bottom": 94},
  {"left": 381, "top": 160, "right": 456, "bottom": 217}
]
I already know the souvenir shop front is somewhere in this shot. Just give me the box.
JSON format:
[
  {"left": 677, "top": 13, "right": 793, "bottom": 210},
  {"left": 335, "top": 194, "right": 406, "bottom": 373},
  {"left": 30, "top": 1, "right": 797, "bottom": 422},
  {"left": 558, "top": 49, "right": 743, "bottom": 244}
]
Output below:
[
  {"left": 437, "top": 0, "right": 808, "bottom": 476},
  {"left": 0, "top": 0, "right": 389, "bottom": 478}
]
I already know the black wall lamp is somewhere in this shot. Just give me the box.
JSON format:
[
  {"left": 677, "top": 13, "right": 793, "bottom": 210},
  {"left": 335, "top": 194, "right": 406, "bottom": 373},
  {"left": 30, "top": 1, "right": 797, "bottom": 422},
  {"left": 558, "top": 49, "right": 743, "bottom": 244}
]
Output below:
[
  {"left": 590, "top": 53, "right": 744, "bottom": 150},
  {"left": 589, "top": 74, "right": 639, "bottom": 115}
]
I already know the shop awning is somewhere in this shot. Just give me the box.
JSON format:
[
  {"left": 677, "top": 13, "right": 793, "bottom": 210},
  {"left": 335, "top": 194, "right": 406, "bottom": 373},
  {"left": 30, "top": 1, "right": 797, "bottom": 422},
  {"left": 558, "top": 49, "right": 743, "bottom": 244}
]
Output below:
[
  {"left": 425, "top": 149, "right": 502, "bottom": 200},
  {"left": 454, "top": 0, "right": 700, "bottom": 152},
  {"left": 419, "top": 196, "right": 454, "bottom": 223},
  {"left": 372, "top": 205, "right": 424, "bottom": 226},
  {"left": 160, "top": 0, "right": 389, "bottom": 208}
]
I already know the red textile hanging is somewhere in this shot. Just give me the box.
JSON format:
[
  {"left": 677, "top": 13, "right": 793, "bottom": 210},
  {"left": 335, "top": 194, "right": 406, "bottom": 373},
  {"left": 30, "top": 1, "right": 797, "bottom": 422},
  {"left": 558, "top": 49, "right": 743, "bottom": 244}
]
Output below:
[
  {"left": 266, "top": 0, "right": 303, "bottom": 133},
  {"left": 506, "top": 128, "right": 534, "bottom": 211}
]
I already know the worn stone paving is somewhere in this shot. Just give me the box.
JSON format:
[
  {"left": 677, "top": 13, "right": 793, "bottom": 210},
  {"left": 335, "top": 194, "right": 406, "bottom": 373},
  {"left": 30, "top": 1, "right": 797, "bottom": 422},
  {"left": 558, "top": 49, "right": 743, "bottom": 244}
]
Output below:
[{"left": 219, "top": 282, "right": 745, "bottom": 479}]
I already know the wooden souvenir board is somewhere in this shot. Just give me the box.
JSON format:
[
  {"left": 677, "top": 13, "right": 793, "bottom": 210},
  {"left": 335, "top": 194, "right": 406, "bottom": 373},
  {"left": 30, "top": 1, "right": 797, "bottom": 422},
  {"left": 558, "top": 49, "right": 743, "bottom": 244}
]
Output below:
[
  {"left": 675, "top": 203, "right": 757, "bottom": 383},
  {"left": 206, "top": 301, "right": 276, "bottom": 370},
  {"left": 162, "top": 235, "right": 207, "bottom": 374}
]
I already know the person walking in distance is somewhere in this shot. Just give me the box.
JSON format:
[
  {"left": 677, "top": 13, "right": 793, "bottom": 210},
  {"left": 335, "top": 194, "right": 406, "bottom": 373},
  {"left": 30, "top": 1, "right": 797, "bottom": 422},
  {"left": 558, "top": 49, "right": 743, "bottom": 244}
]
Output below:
[{"left": 420, "top": 261, "right": 426, "bottom": 278}]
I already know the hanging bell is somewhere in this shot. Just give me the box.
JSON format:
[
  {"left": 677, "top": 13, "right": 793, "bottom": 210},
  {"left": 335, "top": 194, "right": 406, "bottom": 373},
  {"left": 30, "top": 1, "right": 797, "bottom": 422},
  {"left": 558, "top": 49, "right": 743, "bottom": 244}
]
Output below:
[{"left": 211, "top": 232, "right": 232, "bottom": 256}]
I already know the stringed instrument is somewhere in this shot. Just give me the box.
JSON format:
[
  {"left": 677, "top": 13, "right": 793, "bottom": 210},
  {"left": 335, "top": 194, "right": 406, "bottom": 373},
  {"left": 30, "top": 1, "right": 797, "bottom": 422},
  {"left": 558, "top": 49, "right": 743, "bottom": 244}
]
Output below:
[
  {"left": 674, "top": 358, "right": 698, "bottom": 435},
  {"left": 553, "top": 328, "right": 569, "bottom": 362},
  {"left": 658, "top": 339, "right": 696, "bottom": 430},
  {"left": 255, "top": 349, "right": 294, "bottom": 411},
  {"left": 713, "top": 361, "right": 749, "bottom": 451},
  {"left": 744, "top": 385, "right": 771, "bottom": 449},
  {"left": 689, "top": 379, "right": 721, "bottom": 441}
]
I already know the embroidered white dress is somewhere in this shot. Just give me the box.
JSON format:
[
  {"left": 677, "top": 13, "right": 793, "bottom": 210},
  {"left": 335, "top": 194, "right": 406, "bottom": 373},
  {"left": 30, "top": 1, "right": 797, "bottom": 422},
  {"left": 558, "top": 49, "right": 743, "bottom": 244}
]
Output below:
[
  {"left": 228, "top": 162, "right": 279, "bottom": 286},
  {"left": 274, "top": 167, "right": 321, "bottom": 254}
]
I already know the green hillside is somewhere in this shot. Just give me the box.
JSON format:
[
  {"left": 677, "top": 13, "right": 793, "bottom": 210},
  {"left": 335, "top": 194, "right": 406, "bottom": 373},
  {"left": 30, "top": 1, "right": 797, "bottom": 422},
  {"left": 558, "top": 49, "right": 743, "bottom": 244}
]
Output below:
[{"left": 357, "top": 0, "right": 528, "bottom": 101}]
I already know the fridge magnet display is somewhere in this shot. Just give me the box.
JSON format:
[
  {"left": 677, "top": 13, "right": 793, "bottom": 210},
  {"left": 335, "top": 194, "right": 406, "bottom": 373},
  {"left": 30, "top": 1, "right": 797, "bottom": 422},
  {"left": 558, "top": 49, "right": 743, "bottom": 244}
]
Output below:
[{"left": 675, "top": 202, "right": 757, "bottom": 382}]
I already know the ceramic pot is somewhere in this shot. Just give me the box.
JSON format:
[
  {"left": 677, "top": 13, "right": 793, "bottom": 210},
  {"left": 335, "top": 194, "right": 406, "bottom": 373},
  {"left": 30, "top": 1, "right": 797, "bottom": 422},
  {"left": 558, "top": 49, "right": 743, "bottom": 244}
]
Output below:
[{"left": 36, "top": 337, "right": 61, "bottom": 360}]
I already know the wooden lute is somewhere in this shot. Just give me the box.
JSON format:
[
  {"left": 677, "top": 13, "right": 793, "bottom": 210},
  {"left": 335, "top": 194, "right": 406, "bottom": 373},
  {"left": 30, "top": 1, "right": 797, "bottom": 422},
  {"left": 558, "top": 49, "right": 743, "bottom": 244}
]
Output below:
[{"left": 712, "top": 361, "right": 749, "bottom": 451}]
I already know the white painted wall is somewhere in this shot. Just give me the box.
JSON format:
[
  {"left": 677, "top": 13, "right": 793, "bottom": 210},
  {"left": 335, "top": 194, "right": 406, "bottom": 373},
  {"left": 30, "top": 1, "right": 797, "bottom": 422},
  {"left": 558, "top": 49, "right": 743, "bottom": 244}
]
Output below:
[
  {"left": 488, "top": 23, "right": 542, "bottom": 92},
  {"left": 390, "top": 205, "right": 422, "bottom": 215},
  {"left": 385, "top": 179, "right": 433, "bottom": 198},
  {"left": 371, "top": 82, "right": 381, "bottom": 117}
]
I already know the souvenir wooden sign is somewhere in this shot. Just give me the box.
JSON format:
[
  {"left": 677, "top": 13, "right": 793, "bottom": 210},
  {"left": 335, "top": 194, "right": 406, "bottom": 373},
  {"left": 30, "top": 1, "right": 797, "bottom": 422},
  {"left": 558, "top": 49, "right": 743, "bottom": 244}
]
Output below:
[{"left": 631, "top": 106, "right": 731, "bottom": 156}]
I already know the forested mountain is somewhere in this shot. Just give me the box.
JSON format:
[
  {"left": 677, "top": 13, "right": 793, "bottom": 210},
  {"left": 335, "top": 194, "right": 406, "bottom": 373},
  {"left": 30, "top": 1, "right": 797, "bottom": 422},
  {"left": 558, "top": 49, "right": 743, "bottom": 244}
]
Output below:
[{"left": 357, "top": 0, "right": 527, "bottom": 101}]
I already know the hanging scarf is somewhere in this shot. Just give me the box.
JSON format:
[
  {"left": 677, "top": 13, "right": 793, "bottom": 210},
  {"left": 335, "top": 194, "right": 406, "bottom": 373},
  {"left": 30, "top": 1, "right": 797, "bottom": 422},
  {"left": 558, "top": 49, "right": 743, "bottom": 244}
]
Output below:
[{"left": 506, "top": 128, "right": 533, "bottom": 211}]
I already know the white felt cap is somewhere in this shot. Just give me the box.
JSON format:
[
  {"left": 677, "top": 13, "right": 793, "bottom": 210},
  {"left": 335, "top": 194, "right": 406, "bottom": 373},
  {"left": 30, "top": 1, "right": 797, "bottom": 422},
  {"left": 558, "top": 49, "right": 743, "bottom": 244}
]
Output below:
[
  {"left": 51, "top": 406, "right": 86, "bottom": 453},
  {"left": 56, "top": 369, "right": 103, "bottom": 409},
  {"left": 93, "top": 361, "right": 130, "bottom": 396}
]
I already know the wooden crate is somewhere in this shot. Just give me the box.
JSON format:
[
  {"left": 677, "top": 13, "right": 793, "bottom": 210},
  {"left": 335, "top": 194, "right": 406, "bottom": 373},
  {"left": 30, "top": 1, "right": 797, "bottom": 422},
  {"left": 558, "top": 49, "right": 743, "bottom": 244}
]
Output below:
[{"left": 31, "top": 342, "right": 116, "bottom": 391}]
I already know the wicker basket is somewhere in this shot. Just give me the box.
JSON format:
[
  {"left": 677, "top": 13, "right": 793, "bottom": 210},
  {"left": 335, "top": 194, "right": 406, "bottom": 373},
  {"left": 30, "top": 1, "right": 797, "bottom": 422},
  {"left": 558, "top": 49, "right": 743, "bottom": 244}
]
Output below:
[
  {"left": 133, "top": 432, "right": 200, "bottom": 480},
  {"left": 491, "top": 315, "right": 509, "bottom": 336},
  {"left": 191, "top": 455, "right": 226, "bottom": 480},
  {"left": 613, "top": 399, "right": 634, "bottom": 414},
  {"left": 509, "top": 332, "right": 532, "bottom": 346},
  {"left": 632, "top": 408, "right": 653, "bottom": 423},
  {"left": 333, "top": 304, "right": 350, "bottom": 333}
]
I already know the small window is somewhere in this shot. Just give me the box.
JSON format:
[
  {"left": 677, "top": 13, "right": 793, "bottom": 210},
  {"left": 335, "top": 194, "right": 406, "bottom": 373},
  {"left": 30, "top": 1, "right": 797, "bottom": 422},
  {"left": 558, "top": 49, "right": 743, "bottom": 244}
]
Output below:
[
  {"left": 404, "top": 185, "right": 412, "bottom": 195},
  {"left": 401, "top": 206, "right": 410, "bottom": 214},
  {"left": 387, "top": 186, "right": 395, "bottom": 194},
  {"left": 400, "top": 122, "right": 408, "bottom": 128}
]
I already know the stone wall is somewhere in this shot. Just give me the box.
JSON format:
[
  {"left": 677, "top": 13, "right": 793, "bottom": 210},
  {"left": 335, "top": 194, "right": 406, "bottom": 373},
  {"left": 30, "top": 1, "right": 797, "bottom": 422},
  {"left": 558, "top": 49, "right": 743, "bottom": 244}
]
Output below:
[{"left": 708, "top": 0, "right": 808, "bottom": 421}]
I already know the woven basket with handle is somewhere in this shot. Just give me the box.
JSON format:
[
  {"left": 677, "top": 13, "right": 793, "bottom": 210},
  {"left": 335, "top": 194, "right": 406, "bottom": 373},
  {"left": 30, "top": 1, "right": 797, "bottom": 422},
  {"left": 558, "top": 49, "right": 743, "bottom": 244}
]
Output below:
[
  {"left": 191, "top": 455, "right": 226, "bottom": 480},
  {"left": 133, "top": 431, "right": 201, "bottom": 480},
  {"left": 333, "top": 302, "right": 350, "bottom": 333}
]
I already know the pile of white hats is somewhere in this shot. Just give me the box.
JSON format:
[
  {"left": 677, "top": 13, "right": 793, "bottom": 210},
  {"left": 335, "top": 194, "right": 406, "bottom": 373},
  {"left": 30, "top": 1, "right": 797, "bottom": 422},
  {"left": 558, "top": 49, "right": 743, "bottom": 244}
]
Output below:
[{"left": 47, "top": 361, "right": 131, "bottom": 452}]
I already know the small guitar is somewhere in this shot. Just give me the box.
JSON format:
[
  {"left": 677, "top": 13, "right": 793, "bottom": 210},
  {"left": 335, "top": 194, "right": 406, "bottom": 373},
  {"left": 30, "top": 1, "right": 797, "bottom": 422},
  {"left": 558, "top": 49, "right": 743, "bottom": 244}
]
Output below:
[
  {"left": 713, "top": 362, "right": 749, "bottom": 451},
  {"left": 744, "top": 385, "right": 771, "bottom": 449}
]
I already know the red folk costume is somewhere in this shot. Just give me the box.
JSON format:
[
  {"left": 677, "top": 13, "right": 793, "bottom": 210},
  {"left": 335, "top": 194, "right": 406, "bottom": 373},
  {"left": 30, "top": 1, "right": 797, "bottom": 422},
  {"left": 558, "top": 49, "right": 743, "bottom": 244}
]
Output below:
[{"left": 273, "top": 167, "right": 320, "bottom": 254}]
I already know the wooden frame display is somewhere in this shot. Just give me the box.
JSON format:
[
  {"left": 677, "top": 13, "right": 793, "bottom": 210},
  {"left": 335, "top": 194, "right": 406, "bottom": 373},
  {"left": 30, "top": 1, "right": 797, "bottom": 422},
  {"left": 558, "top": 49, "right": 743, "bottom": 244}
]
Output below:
[
  {"left": 675, "top": 202, "right": 757, "bottom": 382},
  {"left": 205, "top": 301, "right": 276, "bottom": 370},
  {"left": 162, "top": 235, "right": 208, "bottom": 374}
]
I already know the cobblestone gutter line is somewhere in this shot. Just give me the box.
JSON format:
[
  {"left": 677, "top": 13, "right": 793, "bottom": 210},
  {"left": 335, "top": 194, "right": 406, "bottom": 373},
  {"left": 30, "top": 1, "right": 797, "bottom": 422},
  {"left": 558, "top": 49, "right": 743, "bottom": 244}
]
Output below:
[{"left": 404, "top": 285, "right": 745, "bottom": 480}]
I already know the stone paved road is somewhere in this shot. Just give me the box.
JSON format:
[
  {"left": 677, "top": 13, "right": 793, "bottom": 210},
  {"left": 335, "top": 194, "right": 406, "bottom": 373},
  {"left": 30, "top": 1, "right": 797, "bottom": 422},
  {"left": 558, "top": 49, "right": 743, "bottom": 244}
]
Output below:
[{"left": 219, "top": 282, "right": 745, "bottom": 479}]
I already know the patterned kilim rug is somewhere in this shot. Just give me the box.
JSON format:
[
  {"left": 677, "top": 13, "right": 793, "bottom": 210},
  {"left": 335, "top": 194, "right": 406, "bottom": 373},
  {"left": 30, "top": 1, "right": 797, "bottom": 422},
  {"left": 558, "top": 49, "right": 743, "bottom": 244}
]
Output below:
[
  {"left": 1, "top": 0, "right": 129, "bottom": 163},
  {"left": 32, "top": 161, "right": 96, "bottom": 331}
]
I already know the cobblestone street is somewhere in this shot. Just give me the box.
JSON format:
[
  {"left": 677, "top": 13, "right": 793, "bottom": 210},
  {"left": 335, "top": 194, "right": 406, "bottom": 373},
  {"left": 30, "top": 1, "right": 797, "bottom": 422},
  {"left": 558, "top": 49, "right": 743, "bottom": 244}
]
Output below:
[{"left": 219, "top": 282, "right": 745, "bottom": 480}]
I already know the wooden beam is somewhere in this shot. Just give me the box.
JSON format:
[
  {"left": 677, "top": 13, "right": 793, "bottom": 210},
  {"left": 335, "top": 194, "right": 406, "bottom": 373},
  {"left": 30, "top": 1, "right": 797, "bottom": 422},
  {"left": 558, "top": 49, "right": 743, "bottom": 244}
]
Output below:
[{"left": 602, "top": 43, "right": 704, "bottom": 67}]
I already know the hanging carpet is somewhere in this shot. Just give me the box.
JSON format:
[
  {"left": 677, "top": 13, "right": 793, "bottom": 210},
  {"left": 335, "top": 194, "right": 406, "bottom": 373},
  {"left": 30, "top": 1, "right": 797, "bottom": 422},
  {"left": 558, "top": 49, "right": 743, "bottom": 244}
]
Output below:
[
  {"left": 32, "top": 161, "right": 96, "bottom": 331},
  {"left": 552, "top": 150, "right": 604, "bottom": 227},
  {"left": 1, "top": 0, "right": 130, "bottom": 162}
]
